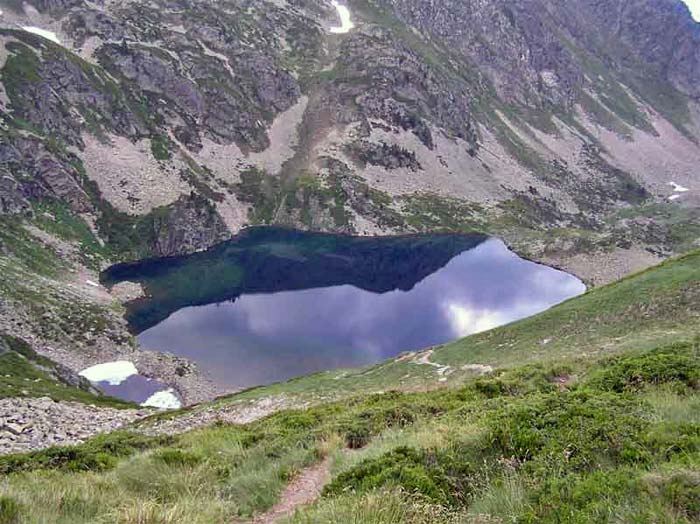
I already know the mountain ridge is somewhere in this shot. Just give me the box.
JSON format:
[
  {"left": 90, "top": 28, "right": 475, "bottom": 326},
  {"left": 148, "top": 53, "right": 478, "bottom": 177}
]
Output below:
[{"left": 0, "top": 0, "right": 698, "bottom": 284}]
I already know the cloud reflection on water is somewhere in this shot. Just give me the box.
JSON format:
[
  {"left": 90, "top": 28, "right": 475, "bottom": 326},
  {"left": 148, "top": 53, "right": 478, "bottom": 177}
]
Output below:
[{"left": 139, "top": 239, "right": 585, "bottom": 388}]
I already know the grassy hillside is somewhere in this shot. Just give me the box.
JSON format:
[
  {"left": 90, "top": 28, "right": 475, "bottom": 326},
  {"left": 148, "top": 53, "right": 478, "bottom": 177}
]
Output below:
[
  {"left": 0, "top": 340, "right": 697, "bottom": 523},
  {"left": 433, "top": 249, "right": 700, "bottom": 368},
  {"left": 0, "top": 251, "right": 698, "bottom": 523}
]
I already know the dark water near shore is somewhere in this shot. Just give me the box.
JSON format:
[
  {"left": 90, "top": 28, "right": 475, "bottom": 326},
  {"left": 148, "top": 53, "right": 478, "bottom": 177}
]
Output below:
[{"left": 103, "top": 228, "right": 585, "bottom": 389}]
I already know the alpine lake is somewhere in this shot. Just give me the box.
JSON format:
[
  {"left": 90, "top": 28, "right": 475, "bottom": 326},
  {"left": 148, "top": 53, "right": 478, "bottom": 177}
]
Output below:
[{"left": 94, "top": 227, "right": 585, "bottom": 404}]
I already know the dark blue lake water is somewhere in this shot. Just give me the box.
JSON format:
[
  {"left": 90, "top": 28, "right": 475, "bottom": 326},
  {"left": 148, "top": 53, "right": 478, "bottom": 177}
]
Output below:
[
  {"left": 103, "top": 228, "right": 585, "bottom": 390},
  {"left": 96, "top": 375, "right": 169, "bottom": 405}
]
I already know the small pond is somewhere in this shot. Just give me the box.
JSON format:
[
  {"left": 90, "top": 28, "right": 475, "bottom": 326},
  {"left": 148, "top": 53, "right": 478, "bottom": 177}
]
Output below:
[
  {"left": 79, "top": 360, "right": 180, "bottom": 409},
  {"left": 102, "top": 227, "right": 585, "bottom": 392}
]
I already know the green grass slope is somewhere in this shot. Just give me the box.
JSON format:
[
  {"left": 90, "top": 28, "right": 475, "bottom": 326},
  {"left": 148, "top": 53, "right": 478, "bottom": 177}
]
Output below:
[
  {"left": 0, "top": 341, "right": 697, "bottom": 523},
  {"left": 0, "top": 251, "right": 698, "bottom": 523},
  {"left": 433, "top": 249, "right": 700, "bottom": 368}
]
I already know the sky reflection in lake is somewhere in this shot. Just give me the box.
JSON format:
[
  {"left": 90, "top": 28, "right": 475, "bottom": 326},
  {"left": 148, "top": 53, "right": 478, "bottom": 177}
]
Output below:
[{"left": 138, "top": 238, "right": 585, "bottom": 388}]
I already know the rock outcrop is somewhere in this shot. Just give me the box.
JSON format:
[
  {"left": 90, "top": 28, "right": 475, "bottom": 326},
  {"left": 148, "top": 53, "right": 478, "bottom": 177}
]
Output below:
[
  {"left": 0, "top": 171, "right": 30, "bottom": 215},
  {"left": 151, "top": 192, "right": 231, "bottom": 257}
]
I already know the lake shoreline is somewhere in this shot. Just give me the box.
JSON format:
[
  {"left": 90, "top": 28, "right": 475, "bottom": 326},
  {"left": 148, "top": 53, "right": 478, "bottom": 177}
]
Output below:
[{"left": 99, "top": 229, "right": 584, "bottom": 400}]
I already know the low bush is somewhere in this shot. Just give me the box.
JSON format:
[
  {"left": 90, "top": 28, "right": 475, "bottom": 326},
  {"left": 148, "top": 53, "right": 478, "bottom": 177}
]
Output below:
[
  {"left": 523, "top": 470, "right": 640, "bottom": 523},
  {"left": 153, "top": 449, "right": 204, "bottom": 467},
  {"left": 642, "top": 421, "right": 700, "bottom": 462},
  {"left": 0, "top": 432, "right": 173, "bottom": 475},
  {"left": 0, "top": 496, "right": 21, "bottom": 524},
  {"left": 473, "top": 363, "right": 574, "bottom": 399},
  {"left": 324, "top": 444, "right": 481, "bottom": 507},
  {"left": 324, "top": 447, "right": 452, "bottom": 505},
  {"left": 586, "top": 343, "right": 699, "bottom": 393},
  {"left": 487, "top": 391, "right": 651, "bottom": 471}
]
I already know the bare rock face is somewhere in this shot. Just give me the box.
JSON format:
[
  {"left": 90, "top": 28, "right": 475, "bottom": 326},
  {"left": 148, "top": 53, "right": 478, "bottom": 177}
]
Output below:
[
  {"left": 0, "top": 172, "right": 30, "bottom": 215},
  {"left": 384, "top": 0, "right": 585, "bottom": 107},
  {"left": 573, "top": 0, "right": 700, "bottom": 98},
  {"left": 0, "top": 137, "right": 93, "bottom": 214},
  {"left": 348, "top": 141, "right": 422, "bottom": 171},
  {"left": 3, "top": 38, "right": 145, "bottom": 149},
  {"left": 30, "top": 0, "right": 82, "bottom": 13},
  {"left": 152, "top": 192, "right": 231, "bottom": 257},
  {"left": 385, "top": 0, "right": 700, "bottom": 108}
]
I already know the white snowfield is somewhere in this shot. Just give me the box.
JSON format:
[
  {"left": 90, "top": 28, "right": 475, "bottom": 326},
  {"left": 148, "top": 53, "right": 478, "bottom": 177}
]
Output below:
[
  {"left": 668, "top": 181, "right": 690, "bottom": 201},
  {"left": 79, "top": 361, "right": 138, "bottom": 386},
  {"left": 669, "top": 181, "right": 690, "bottom": 193},
  {"left": 141, "top": 389, "right": 181, "bottom": 410},
  {"left": 330, "top": 1, "right": 354, "bottom": 34},
  {"left": 682, "top": 0, "right": 700, "bottom": 22},
  {"left": 21, "top": 26, "right": 61, "bottom": 44}
]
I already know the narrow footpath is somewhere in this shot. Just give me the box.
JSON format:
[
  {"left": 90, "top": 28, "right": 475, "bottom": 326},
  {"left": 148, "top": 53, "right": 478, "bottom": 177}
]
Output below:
[{"left": 251, "top": 457, "right": 332, "bottom": 524}]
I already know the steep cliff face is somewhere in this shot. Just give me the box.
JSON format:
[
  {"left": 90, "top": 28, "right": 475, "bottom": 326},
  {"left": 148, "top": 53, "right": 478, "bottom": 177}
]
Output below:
[
  {"left": 0, "top": 0, "right": 698, "bottom": 278},
  {"left": 384, "top": 0, "right": 700, "bottom": 105}
]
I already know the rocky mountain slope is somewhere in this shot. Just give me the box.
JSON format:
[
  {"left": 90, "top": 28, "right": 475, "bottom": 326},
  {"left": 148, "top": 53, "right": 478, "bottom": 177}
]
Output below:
[{"left": 0, "top": 0, "right": 698, "bottom": 282}]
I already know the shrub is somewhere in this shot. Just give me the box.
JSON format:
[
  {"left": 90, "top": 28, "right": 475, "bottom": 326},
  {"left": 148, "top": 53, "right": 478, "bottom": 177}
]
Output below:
[
  {"left": 153, "top": 449, "right": 204, "bottom": 467},
  {"left": 274, "top": 411, "right": 322, "bottom": 432},
  {"left": 150, "top": 134, "right": 172, "bottom": 161},
  {"left": 523, "top": 470, "right": 640, "bottom": 523},
  {"left": 325, "top": 444, "right": 482, "bottom": 507},
  {"left": 586, "top": 344, "right": 699, "bottom": 393},
  {"left": 642, "top": 421, "right": 700, "bottom": 461},
  {"left": 344, "top": 423, "right": 372, "bottom": 449},
  {"left": 335, "top": 405, "right": 420, "bottom": 449},
  {"left": 0, "top": 432, "right": 173, "bottom": 475},
  {"left": 474, "top": 378, "right": 513, "bottom": 398},
  {"left": 0, "top": 496, "right": 20, "bottom": 524},
  {"left": 487, "top": 391, "right": 651, "bottom": 472},
  {"left": 473, "top": 364, "right": 573, "bottom": 399},
  {"left": 325, "top": 447, "right": 451, "bottom": 505}
]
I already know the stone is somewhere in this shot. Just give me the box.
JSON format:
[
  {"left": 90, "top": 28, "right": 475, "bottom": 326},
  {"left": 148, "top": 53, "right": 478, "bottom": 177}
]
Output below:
[
  {"left": 0, "top": 397, "right": 150, "bottom": 455},
  {"left": 1, "top": 422, "right": 26, "bottom": 436}
]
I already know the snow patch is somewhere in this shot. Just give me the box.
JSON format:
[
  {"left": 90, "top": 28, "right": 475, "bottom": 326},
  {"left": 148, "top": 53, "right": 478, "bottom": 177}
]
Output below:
[
  {"left": 21, "top": 26, "right": 61, "bottom": 45},
  {"left": 79, "top": 361, "right": 138, "bottom": 386},
  {"left": 668, "top": 181, "right": 690, "bottom": 201},
  {"left": 682, "top": 0, "right": 700, "bottom": 22},
  {"left": 141, "top": 389, "right": 181, "bottom": 410},
  {"left": 85, "top": 280, "right": 100, "bottom": 288},
  {"left": 669, "top": 182, "right": 689, "bottom": 193},
  {"left": 329, "top": 1, "right": 354, "bottom": 34}
]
